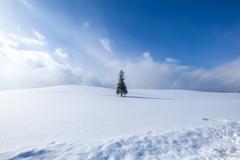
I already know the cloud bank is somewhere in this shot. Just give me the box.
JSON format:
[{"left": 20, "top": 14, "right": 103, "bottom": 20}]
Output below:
[{"left": 0, "top": 34, "right": 240, "bottom": 91}]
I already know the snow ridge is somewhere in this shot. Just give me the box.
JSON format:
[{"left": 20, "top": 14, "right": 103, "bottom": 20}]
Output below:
[{"left": 2, "top": 121, "right": 240, "bottom": 160}]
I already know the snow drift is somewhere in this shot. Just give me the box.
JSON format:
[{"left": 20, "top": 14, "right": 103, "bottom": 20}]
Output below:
[{"left": 0, "top": 85, "right": 239, "bottom": 159}]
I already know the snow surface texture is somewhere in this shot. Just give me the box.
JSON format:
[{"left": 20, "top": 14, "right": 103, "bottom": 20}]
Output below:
[{"left": 0, "top": 85, "right": 240, "bottom": 159}]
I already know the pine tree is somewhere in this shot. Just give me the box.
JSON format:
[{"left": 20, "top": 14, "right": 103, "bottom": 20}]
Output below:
[{"left": 116, "top": 70, "right": 128, "bottom": 96}]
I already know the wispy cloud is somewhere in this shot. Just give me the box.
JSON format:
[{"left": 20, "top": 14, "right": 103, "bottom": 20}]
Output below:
[
  {"left": 83, "top": 22, "right": 89, "bottom": 29},
  {"left": 20, "top": 0, "right": 34, "bottom": 11},
  {"left": 11, "top": 35, "right": 46, "bottom": 46},
  {"left": 32, "top": 29, "right": 45, "bottom": 40},
  {"left": 166, "top": 58, "right": 180, "bottom": 63},
  {"left": 55, "top": 48, "right": 68, "bottom": 58},
  {"left": 9, "top": 21, "right": 21, "bottom": 30},
  {"left": 22, "top": 38, "right": 46, "bottom": 45},
  {"left": 100, "top": 38, "right": 111, "bottom": 52}
]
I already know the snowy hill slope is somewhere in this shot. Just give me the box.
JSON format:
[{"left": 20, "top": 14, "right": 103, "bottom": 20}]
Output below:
[{"left": 0, "top": 85, "right": 240, "bottom": 159}]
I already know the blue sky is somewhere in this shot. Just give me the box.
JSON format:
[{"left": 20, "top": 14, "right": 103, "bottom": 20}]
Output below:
[{"left": 0, "top": 0, "right": 240, "bottom": 91}]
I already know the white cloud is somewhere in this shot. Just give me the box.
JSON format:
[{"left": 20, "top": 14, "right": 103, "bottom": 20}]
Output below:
[
  {"left": 166, "top": 58, "right": 180, "bottom": 63},
  {"left": 83, "top": 22, "right": 89, "bottom": 29},
  {"left": 11, "top": 35, "right": 46, "bottom": 45},
  {"left": 103, "top": 53, "right": 240, "bottom": 91},
  {"left": 55, "top": 48, "right": 68, "bottom": 58},
  {"left": 22, "top": 38, "right": 46, "bottom": 45},
  {"left": 32, "top": 29, "right": 45, "bottom": 40},
  {"left": 0, "top": 34, "right": 19, "bottom": 47},
  {"left": 0, "top": 34, "right": 83, "bottom": 90},
  {"left": 1, "top": 34, "right": 240, "bottom": 92},
  {"left": 143, "top": 52, "right": 153, "bottom": 61},
  {"left": 100, "top": 38, "right": 111, "bottom": 52}
]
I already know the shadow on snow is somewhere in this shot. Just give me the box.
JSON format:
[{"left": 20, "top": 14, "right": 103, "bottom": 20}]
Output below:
[{"left": 123, "top": 96, "right": 181, "bottom": 100}]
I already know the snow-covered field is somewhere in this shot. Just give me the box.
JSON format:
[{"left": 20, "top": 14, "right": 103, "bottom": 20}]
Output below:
[{"left": 0, "top": 85, "right": 240, "bottom": 159}]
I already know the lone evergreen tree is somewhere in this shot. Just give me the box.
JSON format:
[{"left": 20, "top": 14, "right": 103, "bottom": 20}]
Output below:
[{"left": 116, "top": 70, "right": 128, "bottom": 96}]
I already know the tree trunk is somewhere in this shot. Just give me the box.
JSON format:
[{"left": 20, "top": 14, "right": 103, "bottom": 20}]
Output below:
[{"left": 121, "top": 92, "right": 122, "bottom": 96}]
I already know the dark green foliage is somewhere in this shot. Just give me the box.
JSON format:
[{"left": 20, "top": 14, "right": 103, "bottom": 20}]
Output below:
[{"left": 116, "top": 70, "right": 128, "bottom": 96}]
